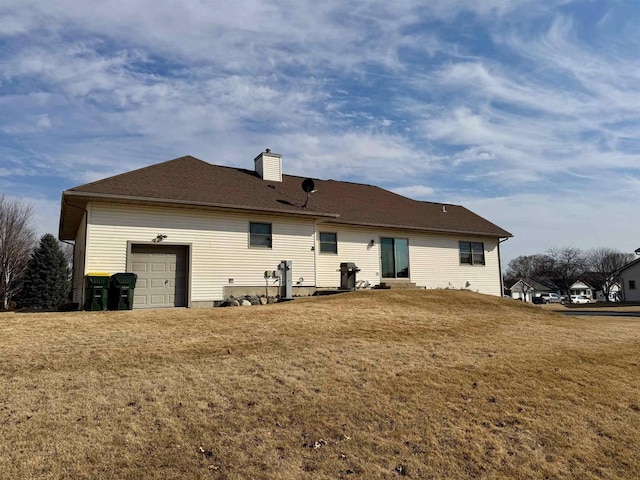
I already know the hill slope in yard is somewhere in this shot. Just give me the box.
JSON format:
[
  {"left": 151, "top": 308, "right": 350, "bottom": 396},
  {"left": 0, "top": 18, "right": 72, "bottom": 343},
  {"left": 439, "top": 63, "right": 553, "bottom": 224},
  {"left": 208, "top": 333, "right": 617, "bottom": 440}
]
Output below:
[{"left": 1, "top": 290, "right": 638, "bottom": 479}]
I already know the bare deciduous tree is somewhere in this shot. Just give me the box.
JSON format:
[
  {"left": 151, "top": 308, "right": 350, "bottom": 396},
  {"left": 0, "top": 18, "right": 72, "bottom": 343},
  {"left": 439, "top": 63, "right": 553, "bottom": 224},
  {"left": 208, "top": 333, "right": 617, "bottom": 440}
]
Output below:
[
  {"left": 547, "top": 247, "right": 586, "bottom": 298},
  {"left": 0, "top": 195, "right": 36, "bottom": 310},
  {"left": 585, "top": 248, "right": 635, "bottom": 301},
  {"left": 60, "top": 241, "right": 74, "bottom": 267},
  {"left": 504, "top": 254, "right": 555, "bottom": 285}
]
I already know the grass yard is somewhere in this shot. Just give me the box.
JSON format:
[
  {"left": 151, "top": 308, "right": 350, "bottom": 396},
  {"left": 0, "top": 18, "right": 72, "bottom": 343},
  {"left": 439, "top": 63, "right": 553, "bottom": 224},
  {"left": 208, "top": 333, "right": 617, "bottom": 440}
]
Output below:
[{"left": 1, "top": 290, "right": 638, "bottom": 479}]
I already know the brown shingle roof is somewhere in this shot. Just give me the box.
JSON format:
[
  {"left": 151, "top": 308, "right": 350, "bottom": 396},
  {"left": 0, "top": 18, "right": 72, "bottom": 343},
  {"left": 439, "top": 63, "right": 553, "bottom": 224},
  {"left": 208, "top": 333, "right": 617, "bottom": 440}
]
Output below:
[{"left": 60, "top": 155, "right": 512, "bottom": 240}]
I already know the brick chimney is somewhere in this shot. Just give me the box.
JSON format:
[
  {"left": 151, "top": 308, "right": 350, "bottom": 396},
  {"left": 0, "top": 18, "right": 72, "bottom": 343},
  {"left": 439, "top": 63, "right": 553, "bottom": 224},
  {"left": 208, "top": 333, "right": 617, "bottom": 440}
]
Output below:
[{"left": 254, "top": 149, "right": 282, "bottom": 182}]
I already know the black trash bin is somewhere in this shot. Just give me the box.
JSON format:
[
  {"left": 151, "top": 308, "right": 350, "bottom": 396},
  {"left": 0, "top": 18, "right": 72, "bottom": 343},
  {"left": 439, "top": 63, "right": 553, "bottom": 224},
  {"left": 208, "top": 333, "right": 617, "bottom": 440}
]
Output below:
[
  {"left": 109, "top": 273, "right": 138, "bottom": 310},
  {"left": 84, "top": 273, "right": 110, "bottom": 311},
  {"left": 340, "top": 262, "right": 361, "bottom": 290}
]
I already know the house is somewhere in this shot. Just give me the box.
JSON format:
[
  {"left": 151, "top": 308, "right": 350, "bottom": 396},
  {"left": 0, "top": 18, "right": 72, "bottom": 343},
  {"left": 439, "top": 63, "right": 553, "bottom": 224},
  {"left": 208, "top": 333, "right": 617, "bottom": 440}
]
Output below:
[
  {"left": 58, "top": 151, "right": 512, "bottom": 309},
  {"left": 617, "top": 254, "right": 640, "bottom": 302},
  {"left": 568, "top": 279, "right": 595, "bottom": 299},
  {"left": 509, "top": 278, "right": 556, "bottom": 302},
  {"left": 571, "top": 272, "right": 622, "bottom": 302}
]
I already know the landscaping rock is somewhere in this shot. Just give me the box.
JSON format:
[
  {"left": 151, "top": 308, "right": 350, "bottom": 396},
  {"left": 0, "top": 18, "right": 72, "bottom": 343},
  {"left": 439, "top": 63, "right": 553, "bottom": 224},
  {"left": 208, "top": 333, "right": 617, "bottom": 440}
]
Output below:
[
  {"left": 248, "top": 296, "right": 260, "bottom": 305},
  {"left": 240, "top": 299, "right": 252, "bottom": 307},
  {"left": 259, "top": 297, "right": 268, "bottom": 305}
]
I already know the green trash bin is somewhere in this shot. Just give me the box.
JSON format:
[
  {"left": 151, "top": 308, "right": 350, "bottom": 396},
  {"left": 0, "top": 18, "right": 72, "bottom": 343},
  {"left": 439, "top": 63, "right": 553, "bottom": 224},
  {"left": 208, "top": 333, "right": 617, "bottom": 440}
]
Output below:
[
  {"left": 109, "top": 273, "right": 138, "bottom": 310},
  {"left": 84, "top": 273, "right": 110, "bottom": 311}
]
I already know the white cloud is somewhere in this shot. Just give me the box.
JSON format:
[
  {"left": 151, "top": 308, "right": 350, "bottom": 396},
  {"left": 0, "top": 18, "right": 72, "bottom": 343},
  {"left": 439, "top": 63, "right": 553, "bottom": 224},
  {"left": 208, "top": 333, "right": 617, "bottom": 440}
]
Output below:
[
  {"left": 391, "top": 185, "right": 437, "bottom": 199},
  {"left": 433, "top": 62, "right": 587, "bottom": 117},
  {"left": 35, "top": 114, "right": 51, "bottom": 129},
  {"left": 502, "top": 14, "right": 640, "bottom": 114},
  {"left": 0, "top": 0, "right": 637, "bottom": 257},
  {"left": 274, "top": 131, "right": 436, "bottom": 184}
]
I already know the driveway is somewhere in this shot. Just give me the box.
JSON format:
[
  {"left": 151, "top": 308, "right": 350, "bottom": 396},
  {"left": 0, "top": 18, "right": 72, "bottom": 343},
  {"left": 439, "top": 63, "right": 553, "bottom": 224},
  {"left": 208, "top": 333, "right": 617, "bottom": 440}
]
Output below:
[
  {"left": 541, "top": 303, "right": 640, "bottom": 318},
  {"left": 558, "top": 310, "right": 640, "bottom": 318}
]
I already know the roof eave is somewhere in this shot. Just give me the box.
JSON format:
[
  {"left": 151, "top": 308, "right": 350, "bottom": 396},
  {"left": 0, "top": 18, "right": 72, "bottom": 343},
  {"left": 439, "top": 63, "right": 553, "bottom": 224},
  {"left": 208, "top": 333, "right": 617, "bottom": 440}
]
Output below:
[
  {"left": 617, "top": 256, "right": 640, "bottom": 274},
  {"left": 62, "top": 190, "right": 341, "bottom": 219},
  {"left": 322, "top": 219, "right": 512, "bottom": 238}
]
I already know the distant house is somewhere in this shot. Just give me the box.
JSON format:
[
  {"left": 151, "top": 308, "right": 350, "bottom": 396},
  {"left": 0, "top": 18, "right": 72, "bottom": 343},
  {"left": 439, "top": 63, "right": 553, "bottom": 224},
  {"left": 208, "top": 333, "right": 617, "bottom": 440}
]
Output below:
[
  {"left": 568, "top": 279, "right": 595, "bottom": 299},
  {"left": 571, "top": 272, "right": 623, "bottom": 302},
  {"left": 58, "top": 151, "right": 512, "bottom": 309},
  {"left": 618, "top": 255, "right": 640, "bottom": 302},
  {"left": 509, "top": 278, "right": 556, "bottom": 302}
]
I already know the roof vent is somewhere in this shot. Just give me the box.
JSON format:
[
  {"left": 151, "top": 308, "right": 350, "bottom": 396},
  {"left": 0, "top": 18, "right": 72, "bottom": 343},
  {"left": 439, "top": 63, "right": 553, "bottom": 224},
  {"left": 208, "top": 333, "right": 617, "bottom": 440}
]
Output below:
[
  {"left": 254, "top": 149, "right": 282, "bottom": 182},
  {"left": 442, "top": 205, "right": 447, "bottom": 213}
]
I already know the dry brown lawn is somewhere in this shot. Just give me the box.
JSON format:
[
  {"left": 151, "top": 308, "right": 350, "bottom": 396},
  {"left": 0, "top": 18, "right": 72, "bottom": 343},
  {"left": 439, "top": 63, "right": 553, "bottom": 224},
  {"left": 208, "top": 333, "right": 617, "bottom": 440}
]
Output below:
[{"left": 1, "top": 290, "right": 638, "bottom": 479}]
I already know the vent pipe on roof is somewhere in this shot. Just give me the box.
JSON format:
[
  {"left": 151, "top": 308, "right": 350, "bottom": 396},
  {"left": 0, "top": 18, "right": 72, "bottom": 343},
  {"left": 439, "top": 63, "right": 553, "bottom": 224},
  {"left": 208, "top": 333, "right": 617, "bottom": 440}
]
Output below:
[{"left": 254, "top": 149, "right": 282, "bottom": 182}]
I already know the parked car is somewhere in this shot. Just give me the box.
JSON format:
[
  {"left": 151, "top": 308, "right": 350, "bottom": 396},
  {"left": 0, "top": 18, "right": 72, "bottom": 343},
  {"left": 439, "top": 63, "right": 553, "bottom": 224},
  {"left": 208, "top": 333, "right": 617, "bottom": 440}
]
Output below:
[
  {"left": 533, "top": 293, "right": 562, "bottom": 304},
  {"left": 571, "top": 295, "right": 591, "bottom": 304},
  {"left": 540, "top": 293, "right": 562, "bottom": 303}
]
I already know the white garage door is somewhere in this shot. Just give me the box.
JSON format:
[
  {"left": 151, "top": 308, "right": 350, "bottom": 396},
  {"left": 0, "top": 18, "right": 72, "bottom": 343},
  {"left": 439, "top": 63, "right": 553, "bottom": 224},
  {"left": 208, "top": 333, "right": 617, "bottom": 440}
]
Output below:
[{"left": 130, "top": 245, "right": 187, "bottom": 308}]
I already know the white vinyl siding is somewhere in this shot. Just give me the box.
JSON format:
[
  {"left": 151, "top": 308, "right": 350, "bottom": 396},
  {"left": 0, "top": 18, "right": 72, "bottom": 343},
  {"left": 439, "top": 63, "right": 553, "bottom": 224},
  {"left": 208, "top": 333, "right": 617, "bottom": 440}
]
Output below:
[
  {"left": 315, "top": 226, "right": 381, "bottom": 288},
  {"left": 82, "top": 203, "right": 502, "bottom": 305},
  {"left": 254, "top": 152, "right": 282, "bottom": 182},
  {"left": 409, "top": 235, "right": 500, "bottom": 294},
  {"left": 315, "top": 224, "right": 501, "bottom": 296},
  {"left": 85, "top": 202, "right": 315, "bottom": 302},
  {"left": 620, "top": 261, "right": 640, "bottom": 302}
]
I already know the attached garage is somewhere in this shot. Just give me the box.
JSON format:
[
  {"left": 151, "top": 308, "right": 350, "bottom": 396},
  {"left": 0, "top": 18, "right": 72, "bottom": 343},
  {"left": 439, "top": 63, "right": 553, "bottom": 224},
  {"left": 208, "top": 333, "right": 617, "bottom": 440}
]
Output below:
[{"left": 129, "top": 244, "right": 189, "bottom": 308}]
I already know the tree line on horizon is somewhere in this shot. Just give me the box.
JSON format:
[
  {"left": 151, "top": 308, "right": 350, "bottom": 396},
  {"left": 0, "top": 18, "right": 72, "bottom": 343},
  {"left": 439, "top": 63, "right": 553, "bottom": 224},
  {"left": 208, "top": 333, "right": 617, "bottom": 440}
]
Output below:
[
  {"left": 504, "top": 246, "right": 635, "bottom": 301},
  {"left": 0, "top": 195, "right": 70, "bottom": 311}
]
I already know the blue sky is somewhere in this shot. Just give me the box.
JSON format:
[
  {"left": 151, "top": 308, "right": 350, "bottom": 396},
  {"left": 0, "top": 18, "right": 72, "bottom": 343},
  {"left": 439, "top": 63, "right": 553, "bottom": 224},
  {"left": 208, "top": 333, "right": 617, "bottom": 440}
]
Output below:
[{"left": 1, "top": 0, "right": 638, "bottom": 265}]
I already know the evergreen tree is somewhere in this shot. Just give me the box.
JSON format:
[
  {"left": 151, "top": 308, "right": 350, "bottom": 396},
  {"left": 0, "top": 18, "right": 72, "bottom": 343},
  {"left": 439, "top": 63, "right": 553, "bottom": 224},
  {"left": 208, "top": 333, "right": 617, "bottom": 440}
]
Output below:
[{"left": 18, "top": 234, "right": 70, "bottom": 309}]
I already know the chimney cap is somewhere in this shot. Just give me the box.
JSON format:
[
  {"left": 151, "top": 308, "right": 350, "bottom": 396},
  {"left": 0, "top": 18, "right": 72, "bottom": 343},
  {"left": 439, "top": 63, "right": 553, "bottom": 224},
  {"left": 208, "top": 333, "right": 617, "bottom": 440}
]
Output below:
[{"left": 254, "top": 149, "right": 282, "bottom": 162}]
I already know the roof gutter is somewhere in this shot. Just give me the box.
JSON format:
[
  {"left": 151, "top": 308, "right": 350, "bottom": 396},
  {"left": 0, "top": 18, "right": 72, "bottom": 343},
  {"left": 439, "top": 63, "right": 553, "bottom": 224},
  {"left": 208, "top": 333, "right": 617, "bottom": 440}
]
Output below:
[
  {"left": 498, "top": 236, "right": 510, "bottom": 298},
  {"left": 324, "top": 219, "right": 513, "bottom": 238},
  {"left": 59, "top": 196, "right": 89, "bottom": 240}
]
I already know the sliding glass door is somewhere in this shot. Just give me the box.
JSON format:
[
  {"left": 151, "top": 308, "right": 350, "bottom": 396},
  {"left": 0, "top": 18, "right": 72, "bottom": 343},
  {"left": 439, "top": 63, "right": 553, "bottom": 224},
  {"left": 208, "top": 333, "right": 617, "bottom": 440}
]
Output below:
[{"left": 380, "top": 237, "right": 409, "bottom": 278}]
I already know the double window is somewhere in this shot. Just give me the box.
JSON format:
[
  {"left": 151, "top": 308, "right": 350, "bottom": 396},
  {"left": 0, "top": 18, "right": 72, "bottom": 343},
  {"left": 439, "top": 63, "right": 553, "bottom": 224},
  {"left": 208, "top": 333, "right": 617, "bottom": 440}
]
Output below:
[
  {"left": 459, "top": 241, "right": 485, "bottom": 265},
  {"left": 319, "top": 232, "right": 337, "bottom": 254},
  {"left": 249, "top": 222, "right": 272, "bottom": 248}
]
